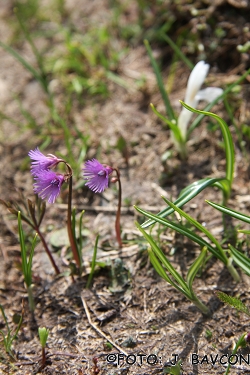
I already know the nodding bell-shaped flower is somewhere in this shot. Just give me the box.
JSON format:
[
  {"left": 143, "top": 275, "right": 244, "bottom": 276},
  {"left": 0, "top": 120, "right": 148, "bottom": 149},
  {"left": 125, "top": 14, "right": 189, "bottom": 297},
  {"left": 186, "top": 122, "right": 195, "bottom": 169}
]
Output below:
[
  {"left": 33, "top": 170, "right": 65, "bottom": 204},
  {"left": 83, "top": 159, "right": 113, "bottom": 193},
  {"left": 28, "top": 147, "right": 62, "bottom": 176},
  {"left": 178, "top": 61, "right": 223, "bottom": 140},
  {"left": 29, "top": 147, "right": 72, "bottom": 204}
]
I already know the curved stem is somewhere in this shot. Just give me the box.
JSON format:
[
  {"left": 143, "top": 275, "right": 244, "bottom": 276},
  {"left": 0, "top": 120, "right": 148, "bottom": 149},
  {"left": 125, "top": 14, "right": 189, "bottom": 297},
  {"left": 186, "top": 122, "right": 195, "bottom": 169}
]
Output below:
[
  {"left": 113, "top": 168, "right": 122, "bottom": 248},
  {"left": 67, "top": 176, "right": 80, "bottom": 268}
]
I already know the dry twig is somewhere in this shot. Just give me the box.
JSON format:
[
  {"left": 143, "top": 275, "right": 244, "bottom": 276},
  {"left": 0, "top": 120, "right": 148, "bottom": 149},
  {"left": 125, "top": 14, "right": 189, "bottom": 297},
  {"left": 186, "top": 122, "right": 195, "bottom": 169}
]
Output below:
[{"left": 81, "top": 294, "right": 128, "bottom": 356}]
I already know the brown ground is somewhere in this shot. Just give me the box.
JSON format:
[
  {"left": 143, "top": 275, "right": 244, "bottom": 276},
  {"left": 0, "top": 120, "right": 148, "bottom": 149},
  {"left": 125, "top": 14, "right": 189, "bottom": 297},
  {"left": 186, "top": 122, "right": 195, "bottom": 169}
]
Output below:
[{"left": 1, "top": 1, "right": 250, "bottom": 374}]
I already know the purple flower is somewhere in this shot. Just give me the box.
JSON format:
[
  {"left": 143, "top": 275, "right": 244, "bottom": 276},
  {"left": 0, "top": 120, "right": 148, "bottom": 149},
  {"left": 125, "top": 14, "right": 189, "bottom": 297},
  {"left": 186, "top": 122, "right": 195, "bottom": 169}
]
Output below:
[
  {"left": 83, "top": 159, "right": 113, "bottom": 193},
  {"left": 33, "top": 170, "right": 64, "bottom": 204},
  {"left": 28, "top": 148, "right": 61, "bottom": 176}
]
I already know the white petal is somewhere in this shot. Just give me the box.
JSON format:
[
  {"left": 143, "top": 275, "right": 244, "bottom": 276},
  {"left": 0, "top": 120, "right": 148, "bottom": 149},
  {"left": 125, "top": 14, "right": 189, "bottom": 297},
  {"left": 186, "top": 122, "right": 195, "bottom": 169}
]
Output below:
[
  {"left": 177, "top": 108, "right": 193, "bottom": 140},
  {"left": 195, "top": 87, "right": 223, "bottom": 102},
  {"left": 184, "top": 61, "right": 210, "bottom": 107}
]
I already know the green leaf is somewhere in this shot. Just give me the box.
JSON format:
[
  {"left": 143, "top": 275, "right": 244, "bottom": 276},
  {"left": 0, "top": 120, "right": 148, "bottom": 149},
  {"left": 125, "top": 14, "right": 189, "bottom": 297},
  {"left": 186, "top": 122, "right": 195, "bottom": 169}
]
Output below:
[
  {"left": 161, "top": 198, "right": 228, "bottom": 264},
  {"left": 229, "top": 244, "right": 250, "bottom": 277},
  {"left": 0, "top": 42, "right": 46, "bottom": 92},
  {"left": 180, "top": 102, "right": 234, "bottom": 198},
  {"left": 238, "top": 229, "right": 250, "bottom": 234},
  {"left": 27, "top": 234, "right": 37, "bottom": 283},
  {"left": 86, "top": 235, "right": 99, "bottom": 288},
  {"left": 164, "top": 360, "right": 183, "bottom": 375},
  {"left": 135, "top": 222, "right": 192, "bottom": 298},
  {"left": 142, "top": 177, "right": 229, "bottom": 228},
  {"left": 18, "top": 212, "right": 37, "bottom": 288},
  {"left": 160, "top": 33, "right": 193, "bottom": 70},
  {"left": 18, "top": 212, "right": 28, "bottom": 283},
  {"left": 148, "top": 248, "right": 179, "bottom": 286},
  {"left": 206, "top": 200, "right": 250, "bottom": 224},
  {"left": 144, "top": 39, "right": 175, "bottom": 121},
  {"left": 78, "top": 210, "right": 85, "bottom": 266},
  {"left": 38, "top": 327, "right": 49, "bottom": 348},
  {"left": 150, "top": 103, "right": 182, "bottom": 142},
  {"left": 224, "top": 333, "right": 247, "bottom": 375},
  {"left": 135, "top": 205, "right": 226, "bottom": 263},
  {"left": 187, "top": 247, "right": 207, "bottom": 291}
]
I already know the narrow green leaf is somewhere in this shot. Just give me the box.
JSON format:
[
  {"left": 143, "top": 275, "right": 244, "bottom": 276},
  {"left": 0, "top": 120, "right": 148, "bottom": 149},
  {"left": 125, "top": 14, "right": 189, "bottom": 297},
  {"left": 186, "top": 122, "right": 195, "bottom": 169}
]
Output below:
[
  {"left": 160, "top": 33, "right": 194, "bottom": 70},
  {"left": 18, "top": 212, "right": 28, "bottom": 282},
  {"left": 142, "top": 177, "right": 229, "bottom": 228},
  {"left": 180, "top": 102, "right": 234, "bottom": 197},
  {"left": 161, "top": 198, "right": 228, "bottom": 264},
  {"left": 150, "top": 103, "right": 182, "bottom": 142},
  {"left": 136, "top": 222, "right": 192, "bottom": 297},
  {"left": 238, "top": 229, "right": 250, "bottom": 234},
  {"left": 86, "top": 235, "right": 99, "bottom": 288},
  {"left": 187, "top": 247, "right": 207, "bottom": 291},
  {"left": 224, "top": 333, "right": 247, "bottom": 375},
  {"left": 148, "top": 249, "right": 177, "bottom": 285},
  {"left": 135, "top": 205, "right": 226, "bottom": 263},
  {"left": 206, "top": 200, "right": 250, "bottom": 224},
  {"left": 0, "top": 42, "right": 43, "bottom": 87},
  {"left": 0, "top": 304, "right": 9, "bottom": 332},
  {"left": 15, "top": 10, "right": 46, "bottom": 81},
  {"left": 27, "top": 234, "right": 37, "bottom": 285},
  {"left": 78, "top": 210, "right": 85, "bottom": 260},
  {"left": 229, "top": 244, "right": 250, "bottom": 276},
  {"left": 144, "top": 39, "right": 175, "bottom": 121}
]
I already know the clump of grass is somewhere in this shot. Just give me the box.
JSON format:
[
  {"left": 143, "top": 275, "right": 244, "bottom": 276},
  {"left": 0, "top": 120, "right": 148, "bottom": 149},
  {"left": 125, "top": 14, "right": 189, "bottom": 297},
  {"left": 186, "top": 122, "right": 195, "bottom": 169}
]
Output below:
[{"left": 0, "top": 304, "right": 23, "bottom": 360}]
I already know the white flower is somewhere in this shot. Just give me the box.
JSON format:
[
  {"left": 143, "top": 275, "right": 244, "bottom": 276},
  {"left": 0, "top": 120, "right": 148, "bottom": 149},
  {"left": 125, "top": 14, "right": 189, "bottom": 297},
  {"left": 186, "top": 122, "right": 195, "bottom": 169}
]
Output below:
[{"left": 178, "top": 61, "right": 223, "bottom": 140}]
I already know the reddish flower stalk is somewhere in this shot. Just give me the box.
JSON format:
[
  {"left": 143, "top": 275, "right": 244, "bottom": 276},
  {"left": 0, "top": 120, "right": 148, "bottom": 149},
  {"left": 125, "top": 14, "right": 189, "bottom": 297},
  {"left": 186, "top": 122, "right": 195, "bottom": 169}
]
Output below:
[{"left": 36, "top": 227, "right": 60, "bottom": 275}]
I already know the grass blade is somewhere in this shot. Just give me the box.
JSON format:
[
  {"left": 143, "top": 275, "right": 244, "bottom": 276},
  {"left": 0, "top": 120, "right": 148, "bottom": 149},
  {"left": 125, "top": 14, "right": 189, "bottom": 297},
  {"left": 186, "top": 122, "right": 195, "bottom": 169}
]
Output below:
[
  {"left": 160, "top": 33, "right": 194, "bottom": 70},
  {"left": 0, "top": 42, "right": 44, "bottom": 90},
  {"left": 144, "top": 39, "right": 175, "bottom": 121}
]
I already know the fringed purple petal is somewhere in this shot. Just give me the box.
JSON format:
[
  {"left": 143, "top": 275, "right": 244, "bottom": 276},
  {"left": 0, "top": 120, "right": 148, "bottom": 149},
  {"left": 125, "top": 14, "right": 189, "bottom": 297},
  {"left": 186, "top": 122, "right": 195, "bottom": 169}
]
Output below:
[
  {"left": 83, "top": 159, "right": 113, "bottom": 193},
  {"left": 33, "top": 170, "right": 64, "bottom": 204},
  {"left": 28, "top": 147, "right": 60, "bottom": 176}
]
